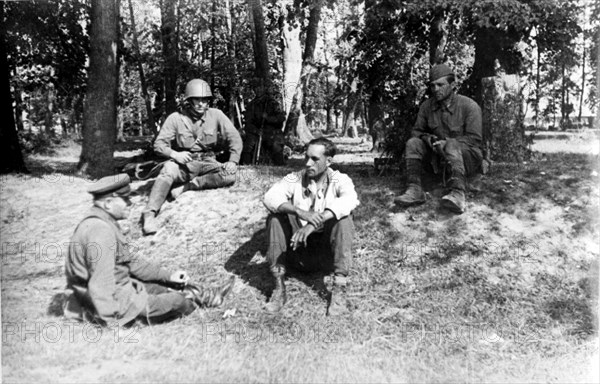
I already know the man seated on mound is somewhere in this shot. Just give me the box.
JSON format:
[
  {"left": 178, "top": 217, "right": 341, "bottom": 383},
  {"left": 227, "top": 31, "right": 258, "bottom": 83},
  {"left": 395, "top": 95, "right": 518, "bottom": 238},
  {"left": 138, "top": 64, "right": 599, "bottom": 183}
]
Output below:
[
  {"left": 64, "top": 174, "right": 235, "bottom": 326},
  {"left": 394, "top": 64, "right": 483, "bottom": 214},
  {"left": 142, "top": 78, "right": 243, "bottom": 236},
  {"left": 263, "top": 138, "right": 360, "bottom": 316}
]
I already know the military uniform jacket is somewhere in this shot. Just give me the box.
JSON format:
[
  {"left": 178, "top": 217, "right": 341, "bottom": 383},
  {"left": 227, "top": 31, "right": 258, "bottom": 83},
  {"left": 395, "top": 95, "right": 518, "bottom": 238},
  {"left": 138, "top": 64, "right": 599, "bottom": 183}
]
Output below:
[
  {"left": 65, "top": 207, "right": 171, "bottom": 326},
  {"left": 154, "top": 108, "right": 243, "bottom": 164},
  {"left": 412, "top": 93, "right": 483, "bottom": 152}
]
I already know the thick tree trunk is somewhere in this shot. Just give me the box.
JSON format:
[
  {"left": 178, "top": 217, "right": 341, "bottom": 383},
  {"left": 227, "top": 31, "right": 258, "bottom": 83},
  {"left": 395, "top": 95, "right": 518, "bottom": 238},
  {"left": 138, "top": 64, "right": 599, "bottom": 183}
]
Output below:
[
  {"left": 283, "top": 0, "right": 323, "bottom": 143},
  {"left": 248, "top": 0, "right": 271, "bottom": 87},
  {"left": 280, "top": 1, "right": 302, "bottom": 116},
  {"left": 460, "top": 27, "right": 499, "bottom": 105},
  {"left": 225, "top": 0, "right": 239, "bottom": 124},
  {"left": 0, "top": 3, "right": 27, "bottom": 174},
  {"left": 160, "top": 0, "right": 178, "bottom": 115},
  {"left": 77, "top": 0, "right": 119, "bottom": 178},
  {"left": 128, "top": 0, "right": 156, "bottom": 135}
]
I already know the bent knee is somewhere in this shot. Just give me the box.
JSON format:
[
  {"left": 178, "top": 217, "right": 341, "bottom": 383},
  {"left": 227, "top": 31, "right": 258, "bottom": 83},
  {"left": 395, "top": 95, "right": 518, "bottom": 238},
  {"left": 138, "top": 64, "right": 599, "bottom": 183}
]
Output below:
[
  {"left": 405, "top": 137, "right": 426, "bottom": 158},
  {"left": 160, "top": 160, "right": 180, "bottom": 177}
]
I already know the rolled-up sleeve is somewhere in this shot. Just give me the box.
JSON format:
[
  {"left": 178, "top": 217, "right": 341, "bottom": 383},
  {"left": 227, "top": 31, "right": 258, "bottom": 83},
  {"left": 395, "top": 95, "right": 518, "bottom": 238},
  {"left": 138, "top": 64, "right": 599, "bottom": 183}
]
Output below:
[
  {"left": 325, "top": 172, "right": 359, "bottom": 219},
  {"left": 263, "top": 173, "right": 298, "bottom": 213}
]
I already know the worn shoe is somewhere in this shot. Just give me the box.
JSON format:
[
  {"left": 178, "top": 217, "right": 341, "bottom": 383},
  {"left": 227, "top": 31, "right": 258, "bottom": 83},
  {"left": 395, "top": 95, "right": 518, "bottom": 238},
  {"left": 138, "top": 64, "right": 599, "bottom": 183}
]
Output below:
[
  {"left": 328, "top": 275, "right": 349, "bottom": 316},
  {"left": 183, "top": 276, "right": 235, "bottom": 308},
  {"left": 394, "top": 183, "right": 426, "bottom": 206},
  {"left": 142, "top": 212, "right": 159, "bottom": 235},
  {"left": 266, "top": 265, "right": 287, "bottom": 312},
  {"left": 170, "top": 184, "right": 190, "bottom": 199},
  {"left": 441, "top": 189, "right": 465, "bottom": 214}
]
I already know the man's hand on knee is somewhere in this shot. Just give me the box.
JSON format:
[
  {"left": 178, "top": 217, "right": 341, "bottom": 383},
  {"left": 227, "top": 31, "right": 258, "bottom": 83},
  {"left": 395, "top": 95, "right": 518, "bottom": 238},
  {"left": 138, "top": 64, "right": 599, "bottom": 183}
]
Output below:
[
  {"left": 170, "top": 151, "right": 192, "bottom": 165},
  {"left": 433, "top": 139, "right": 446, "bottom": 155},
  {"left": 290, "top": 224, "right": 316, "bottom": 251},
  {"left": 222, "top": 161, "right": 238, "bottom": 174}
]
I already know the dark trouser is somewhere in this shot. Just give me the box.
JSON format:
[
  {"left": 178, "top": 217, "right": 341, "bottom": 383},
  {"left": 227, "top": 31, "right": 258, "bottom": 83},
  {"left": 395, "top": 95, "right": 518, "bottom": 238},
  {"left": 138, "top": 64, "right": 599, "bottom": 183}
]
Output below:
[
  {"left": 144, "top": 158, "right": 237, "bottom": 213},
  {"left": 241, "top": 133, "right": 286, "bottom": 165},
  {"left": 405, "top": 137, "right": 482, "bottom": 191},
  {"left": 137, "top": 283, "right": 195, "bottom": 323},
  {"left": 266, "top": 213, "right": 354, "bottom": 276}
]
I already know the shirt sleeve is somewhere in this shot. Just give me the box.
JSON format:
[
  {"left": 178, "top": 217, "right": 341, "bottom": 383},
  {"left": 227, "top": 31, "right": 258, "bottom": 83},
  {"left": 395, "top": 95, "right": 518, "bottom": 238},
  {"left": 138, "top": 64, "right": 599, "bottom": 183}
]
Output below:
[
  {"left": 324, "top": 172, "right": 360, "bottom": 219},
  {"left": 412, "top": 102, "right": 430, "bottom": 139},
  {"left": 128, "top": 258, "right": 171, "bottom": 283},
  {"left": 218, "top": 110, "right": 243, "bottom": 164},
  {"left": 456, "top": 98, "right": 482, "bottom": 148},
  {"left": 85, "top": 221, "right": 120, "bottom": 324},
  {"left": 263, "top": 173, "right": 298, "bottom": 213},
  {"left": 153, "top": 113, "right": 178, "bottom": 158}
]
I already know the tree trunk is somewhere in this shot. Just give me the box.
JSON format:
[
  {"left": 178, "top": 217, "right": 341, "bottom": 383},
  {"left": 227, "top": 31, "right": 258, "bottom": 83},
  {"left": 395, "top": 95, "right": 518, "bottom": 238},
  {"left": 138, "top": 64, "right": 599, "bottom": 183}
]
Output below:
[
  {"left": 160, "top": 0, "right": 178, "bottom": 115},
  {"left": 578, "top": 43, "right": 585, "bottom": 121},
  {"left": 283, "top": 0, "right": 323, "bottom": 143},
  {"left": 342, "top": 78, "right": 359, "bottom": 137},
  {"left": 225, "top": 0, "right": 241, "bottom": 125},
  {"left": 429, "top": 12, "right": 447, "bottom": 65},
  {"left": 210, "top": 0, "right": 216, "bottom": 89},
  {"left": 460, "top": 27, "right": 499, "bottom": 105},
  {"left": 248, "top": 0, "right": 271, "bottom": 87},
  {"left": 44, "top": 81, "right": 55, "bottom": 136},
  {"left": 280, "top": 1, "right": 302, "bottom": 116},
  {"left": 77, "top": 0, "right": 119, "bottom": 178},
  {"left": 128, "top": 0, "right": 156, "bottom": 135},
  {"left": 0, "top": 3, "right": 27, "bottom": 174},
  {"left": 596, "top": 29, "right": 600, "bottom": 129}
]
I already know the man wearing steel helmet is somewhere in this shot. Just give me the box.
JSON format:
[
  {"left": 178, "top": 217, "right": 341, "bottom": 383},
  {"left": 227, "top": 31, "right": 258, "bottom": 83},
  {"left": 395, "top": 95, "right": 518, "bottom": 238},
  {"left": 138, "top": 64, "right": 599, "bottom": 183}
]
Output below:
[
  {"left": 394, "top": 64, "right": 483, "bottom": 213},
  {"left": 142, "top": 79, "right": 243, "bottom": 235}
]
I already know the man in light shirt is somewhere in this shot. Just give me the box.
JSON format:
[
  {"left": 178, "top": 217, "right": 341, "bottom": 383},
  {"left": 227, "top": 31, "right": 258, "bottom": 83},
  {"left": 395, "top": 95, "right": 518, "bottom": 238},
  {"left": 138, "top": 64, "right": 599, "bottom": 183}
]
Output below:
[{"left": 263, "top": 137, "right": 359, "bottom": 316}]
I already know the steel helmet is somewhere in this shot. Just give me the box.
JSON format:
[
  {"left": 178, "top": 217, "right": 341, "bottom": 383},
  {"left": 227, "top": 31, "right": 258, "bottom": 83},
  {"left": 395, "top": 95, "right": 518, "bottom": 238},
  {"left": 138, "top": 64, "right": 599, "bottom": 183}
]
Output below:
[{"left": 184, "top": 79, "right": 212, "bottom": 99}]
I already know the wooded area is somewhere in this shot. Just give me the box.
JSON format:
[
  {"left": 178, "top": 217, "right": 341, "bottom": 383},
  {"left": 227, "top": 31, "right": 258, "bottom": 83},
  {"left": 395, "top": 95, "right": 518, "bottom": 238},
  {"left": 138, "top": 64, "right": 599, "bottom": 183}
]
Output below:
[{"left": 1, "top": 0, "right": 598, "bottom": 176}]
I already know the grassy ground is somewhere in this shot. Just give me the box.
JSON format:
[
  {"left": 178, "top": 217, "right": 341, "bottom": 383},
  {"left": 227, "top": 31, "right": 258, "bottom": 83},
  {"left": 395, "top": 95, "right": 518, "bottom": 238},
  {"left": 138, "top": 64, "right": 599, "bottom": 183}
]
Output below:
[{"left": 1, "top": 138, "right": 599, "bottom": 383}]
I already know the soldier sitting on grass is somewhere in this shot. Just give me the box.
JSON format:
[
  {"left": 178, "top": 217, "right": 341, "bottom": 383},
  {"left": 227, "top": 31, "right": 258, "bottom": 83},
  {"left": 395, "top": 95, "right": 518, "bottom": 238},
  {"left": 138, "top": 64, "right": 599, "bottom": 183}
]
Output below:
[
  {"left": 394, "top": 64, "right": 483, "bottom": 214},
  {"left": 64, "top": 173, "right": 235, "bottom": 326}
]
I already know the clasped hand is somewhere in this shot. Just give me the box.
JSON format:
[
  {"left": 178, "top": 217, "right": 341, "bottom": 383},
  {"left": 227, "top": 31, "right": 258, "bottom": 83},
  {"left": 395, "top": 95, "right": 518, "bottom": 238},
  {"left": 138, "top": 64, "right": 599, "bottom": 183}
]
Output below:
[{"left": 296, "top": 210, "right": 324, "bottom": 228}]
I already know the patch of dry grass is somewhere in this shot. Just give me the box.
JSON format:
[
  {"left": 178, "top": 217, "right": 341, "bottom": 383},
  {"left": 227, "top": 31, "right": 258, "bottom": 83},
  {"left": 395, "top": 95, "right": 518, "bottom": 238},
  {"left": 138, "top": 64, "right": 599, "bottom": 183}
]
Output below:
[{"left": 1, "top": 141, "right": 599, "bottom": 383}]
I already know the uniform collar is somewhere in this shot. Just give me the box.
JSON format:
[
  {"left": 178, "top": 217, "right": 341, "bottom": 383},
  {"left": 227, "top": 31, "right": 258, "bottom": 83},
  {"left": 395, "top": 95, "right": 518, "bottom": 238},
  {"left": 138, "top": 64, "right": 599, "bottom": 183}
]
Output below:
[
  {"left": 85, "top": 206, "right": 122, "bottom": 230},
  {"left": 431, "top": 92, "right": 457, "bottom": 113}
]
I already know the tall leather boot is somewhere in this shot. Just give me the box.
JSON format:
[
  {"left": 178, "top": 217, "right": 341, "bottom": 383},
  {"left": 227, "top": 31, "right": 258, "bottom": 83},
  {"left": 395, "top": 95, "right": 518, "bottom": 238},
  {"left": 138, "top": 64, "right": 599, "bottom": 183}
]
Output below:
[
  {"left": 143, "top": 177, "right": 173, "bottom": 235},
  {"left": 394, "top": 159, "right": 426, "bottom": 206},
  {"left": 183, "top": 276, "right": 235, "bottom": 307},
  {"left": 266, "top": 265, "right": 287, "bottom": 312}
]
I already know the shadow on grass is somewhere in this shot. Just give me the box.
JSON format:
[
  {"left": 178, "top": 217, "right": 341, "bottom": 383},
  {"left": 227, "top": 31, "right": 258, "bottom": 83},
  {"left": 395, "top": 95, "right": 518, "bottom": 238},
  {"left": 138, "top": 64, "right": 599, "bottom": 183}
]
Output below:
[{"left": 224, "top": 228, "right": 331, "bottom": 305}]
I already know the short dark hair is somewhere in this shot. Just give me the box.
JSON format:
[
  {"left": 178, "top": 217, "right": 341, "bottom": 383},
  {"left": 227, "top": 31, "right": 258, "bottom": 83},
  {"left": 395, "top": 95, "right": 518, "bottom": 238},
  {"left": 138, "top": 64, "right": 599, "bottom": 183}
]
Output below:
[{"left": 307, "top": 137, "right": 336, "bottom": 157}]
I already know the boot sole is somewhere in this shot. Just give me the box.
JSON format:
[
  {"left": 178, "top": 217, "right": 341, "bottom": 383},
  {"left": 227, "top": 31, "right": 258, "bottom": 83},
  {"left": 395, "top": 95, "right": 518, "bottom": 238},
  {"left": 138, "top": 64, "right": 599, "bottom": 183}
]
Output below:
[
  {"left": 393, "top": 198, "right": 426, "bottom": 207},
  {"left": 440, "top": 198, "right": 464, "bottom": 214}
]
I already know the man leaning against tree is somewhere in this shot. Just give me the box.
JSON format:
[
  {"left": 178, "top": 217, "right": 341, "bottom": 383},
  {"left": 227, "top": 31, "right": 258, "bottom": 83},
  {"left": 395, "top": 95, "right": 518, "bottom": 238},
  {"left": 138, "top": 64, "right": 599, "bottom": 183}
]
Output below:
[{"left": 394, "top": 63, "right": 483, "bottom": 214}]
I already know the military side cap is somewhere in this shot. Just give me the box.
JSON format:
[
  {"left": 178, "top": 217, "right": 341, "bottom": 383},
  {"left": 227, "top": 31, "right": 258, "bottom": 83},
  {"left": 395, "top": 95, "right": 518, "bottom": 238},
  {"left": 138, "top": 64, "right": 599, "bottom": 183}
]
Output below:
[
  {"left": 87, "top": 173, "right": 131, "bottom": 198},
  {"left": 430, "top": 64, "right": 454, "bottom": 82}
]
